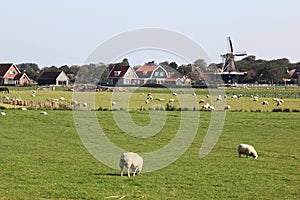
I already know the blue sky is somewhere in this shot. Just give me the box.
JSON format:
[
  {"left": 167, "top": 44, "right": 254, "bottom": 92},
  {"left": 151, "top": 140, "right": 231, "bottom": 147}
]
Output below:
[{"left": 0, "top": 0, "right": 299, "bottom": 68}]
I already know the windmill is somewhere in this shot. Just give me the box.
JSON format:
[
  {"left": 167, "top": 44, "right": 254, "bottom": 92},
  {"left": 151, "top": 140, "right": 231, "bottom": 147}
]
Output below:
[
  {"left": 219, "top": 37, "right": 247, "bottom": 84},
  {"left": 220, "top": 36, "right": 247, "bottom": 73}
]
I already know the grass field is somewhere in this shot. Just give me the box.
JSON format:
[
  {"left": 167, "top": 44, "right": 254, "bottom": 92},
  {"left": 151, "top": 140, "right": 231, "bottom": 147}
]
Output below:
[
  {"left": 0, "top": 108, "right": 299, "bottom": 199},
  {"left": 1, "top": 86, "right": 300, "bottom": 112}
]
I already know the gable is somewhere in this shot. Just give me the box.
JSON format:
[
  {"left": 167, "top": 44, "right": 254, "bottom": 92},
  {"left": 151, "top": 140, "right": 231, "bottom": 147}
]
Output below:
[
  {"left": 152, "top": 66, "right": 168, "bottom": 78},
  {"left": 0, "top": 63, "right": 21, "bottom": 77},
  {"left": 123, "top": 67, "right": 138, "bottom": 79},
  {"left": 56, "top": 71, "right": 69, "bottom": 81}
]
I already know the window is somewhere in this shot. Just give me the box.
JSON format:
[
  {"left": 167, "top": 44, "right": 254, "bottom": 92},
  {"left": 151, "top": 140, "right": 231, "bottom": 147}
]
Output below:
[
  {"left": 160, "top": 72, "right": 164, "bottom": 76},
  {"left": 10, "top": 70, "right": 16, "bottom": 75},
  {"left": 114, "top": 71, "right": 121, "bottom": 76},
  {"left": 155, "top": 72, "right": 159, "bottom": 76}
]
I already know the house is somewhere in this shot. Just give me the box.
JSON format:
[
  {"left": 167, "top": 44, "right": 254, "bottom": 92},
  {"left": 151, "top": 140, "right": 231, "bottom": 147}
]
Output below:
[
  {"left": 37, "top": 71, "right": 69, "bottom": 86},
  {"left": 0, "top": 63, "right": 31, "bottom": 86},
  {"left": 107, "top": 65, "right": 138, "bottom": 85},
  {"left": 135, "top": 64, "right": 168, "bottom": 85}
]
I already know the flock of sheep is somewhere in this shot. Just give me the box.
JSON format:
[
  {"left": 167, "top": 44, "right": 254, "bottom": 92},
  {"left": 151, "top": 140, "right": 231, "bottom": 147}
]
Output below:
[{"left": 120, "top": 143, "right": 258, "bottom": 177}]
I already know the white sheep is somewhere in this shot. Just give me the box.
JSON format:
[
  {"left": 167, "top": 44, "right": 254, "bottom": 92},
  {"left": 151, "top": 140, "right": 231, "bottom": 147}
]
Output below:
[
  {"left": 253, "top": 96, "right": 259, "bottom": 101},
  {"left": 82, "top": 102, "right": 88, "bottom": 107},
  {"left": 112, "top": 101, "right": 116, "bottom": 106},
  {"left": 216, "top": 95, "right": 222, "bottom": 101},
  {"left": 40, "top": 111, "right": 48, "bottom": 115},
  {"left": 172, "top": 92, "right": 178, "bottom": 96},
  {"left": 224, "top": 105, "right": 231, "bottom": 110},
  {"left": 169, "top": 98, "right": 175, "bottom": 103},
  {"left": 119, "top": 152, "right": 143, "bottom": 177},
  {"left": 147, "top": 95, "right": 153, "bottom": 100},
  {"left": 262, "top": 101, "right": 269, "bottom": 105},
  {"left": 238, "top": 94, "right": 243, "bottom": 98},
  {"left": 192, "top": 92, "right": 196, "bottom": 97},
  {"left": 59, "top": 97, "right": 65, "bottom": 101},
  {"left": 238, "top": 144, "right": 258, "bottom": 159},
  {"left": 232, "top": 95, "right": 238, "bottom": 99},
  {"left": 0, "top": 112, "right": 6, "bottom": 116},
  {"left": 145, "top": 99, "right": 149, "bottom": 104}
]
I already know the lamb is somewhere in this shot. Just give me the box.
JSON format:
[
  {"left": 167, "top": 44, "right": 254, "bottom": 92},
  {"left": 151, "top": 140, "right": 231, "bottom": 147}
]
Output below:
[
  {"left": 119, "top": 152, "right": 143, "bottom": 177},
  {"left": 238, "top": 144, "right": 258, "bottom": 159},
  {"left": 169, "top": 98, "right": 175, "bottom": 103}
]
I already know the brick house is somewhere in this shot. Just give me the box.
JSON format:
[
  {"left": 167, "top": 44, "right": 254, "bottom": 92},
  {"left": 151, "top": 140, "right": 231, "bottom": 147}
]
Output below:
[{"left": 0, "top": 63, "right": 31, "bottom": 86}]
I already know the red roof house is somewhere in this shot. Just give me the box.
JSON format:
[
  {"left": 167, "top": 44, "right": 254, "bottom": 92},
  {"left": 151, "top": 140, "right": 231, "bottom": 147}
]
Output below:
[{"left": 0, "top": 63, "right": 31, "bottom": 86}]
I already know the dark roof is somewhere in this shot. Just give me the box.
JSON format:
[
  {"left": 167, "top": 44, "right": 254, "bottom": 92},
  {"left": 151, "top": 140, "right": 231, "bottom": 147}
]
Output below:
[
  {"left": 38, "top": 71, "right": 62, "bottom": 80},
  {"left": 14, "top": 73, "right": 30, "bottom": 80},
  {"left": 0, "top": 63, "right": 13, "bottom": 76},
  {"left": 108, "top": 66, "right": 130, "bottom": 78}
]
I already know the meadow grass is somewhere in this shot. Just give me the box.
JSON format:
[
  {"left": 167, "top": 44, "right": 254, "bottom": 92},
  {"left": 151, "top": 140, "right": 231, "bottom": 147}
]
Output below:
[
  {"left": 2, "top": 86, "right": 300, "bottom": 112},
  {"left": 0, "top": 109, "right": 299, "bottom": 199}
]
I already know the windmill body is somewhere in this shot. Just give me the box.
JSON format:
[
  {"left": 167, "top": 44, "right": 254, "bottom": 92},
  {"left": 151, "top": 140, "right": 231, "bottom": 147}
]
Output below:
[{"left": 219, "top": 37, "right": 247, "bottom": 84}]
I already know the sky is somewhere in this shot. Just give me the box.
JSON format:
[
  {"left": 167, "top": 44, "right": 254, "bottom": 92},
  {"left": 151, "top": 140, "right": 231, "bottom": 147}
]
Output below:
[{"left": 0, "top": 0, "right": 299, "bottom": 68}]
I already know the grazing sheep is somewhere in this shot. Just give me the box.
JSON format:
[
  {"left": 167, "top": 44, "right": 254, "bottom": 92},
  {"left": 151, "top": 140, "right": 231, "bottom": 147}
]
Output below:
[
  {"left": 147, "top": 95, "right": 153, "bottom": 100},
  {"left": 232, "top": 95, "right": 238, "bottom": 99},
  {"left": 158, "top": 98, "right": 165, "bottom": 101},
  {"left": 82, "top": 102, "right": 88, "bottom": 107},
  {"left": 0, "top": 112, "right": 6, "bottom": 116},
  {"left": 192, "top": 92, "right": 196, "bottom": 97},
  {"left": 224, "top": 105, "right": 231, "bottom": 110},
  {"left": 216, "top": 95, "right": 222, "bottom": 101},
  {"left": 112, "top": 101, "right": 116, "bottom": 106},
  {"left": 119, "top": 152, "right": 143, "bottom": 177},
  {"left": 238, "top": 94, "right": 243, "bottom": 98},
  {"left": 169, "top": 98, "right": 175, "bottom": 103},
  {"left": 21, "top": 108, "right": 27, "bottom": 111},
  {"left": 172, "top": 92, "right": 178, "bottom": 96},
  {"left": 202, "top": 103, "right": 215, "bottom": 110},
  {"left": 253, "top": 96, "right": 259, "bottom": 101},
  {"left": 40, "top": 111, "right": 48, "bottom": 115},
  {"left": 199, "top": 99, "right": 205, "bottom": 104},
  {"left": 59, "top": 97, "right": 65, "bottom": 101},
  {"left": 145, "top": 99, "right": 149, "bottom": 104},
  {"left": 238, "top": 144, "right": 258, "bottom": 159},
  {"left": 31, "top": 94, "right": 36, "bottom": 97},
  {"left": 224, "top": 95, "right": 227, "bottom": 99},
  {"left": 262, "top": 101, "right": 269, "bottom": 105},
  {"left": 206, "top": 94, "right": 209, "bottom": 98}
]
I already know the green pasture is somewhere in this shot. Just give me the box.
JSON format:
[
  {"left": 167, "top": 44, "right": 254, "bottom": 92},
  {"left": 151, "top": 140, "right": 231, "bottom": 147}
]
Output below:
[
  {"left": 0, "top": 109, "right": 299, "bottom": 199},
  {"left": 1, "top": 86, "right": 300, "bottom": 112}
]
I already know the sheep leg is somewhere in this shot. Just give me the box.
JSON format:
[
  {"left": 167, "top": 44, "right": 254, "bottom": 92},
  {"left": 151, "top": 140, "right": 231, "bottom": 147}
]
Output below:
[{"left": 127, "top": 168, "right": 131, "bottom": 177}]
